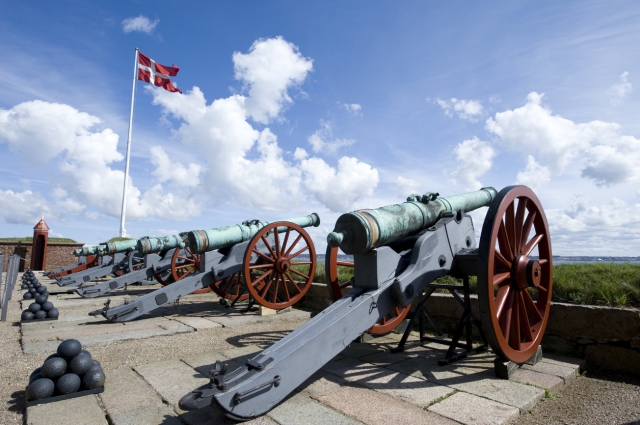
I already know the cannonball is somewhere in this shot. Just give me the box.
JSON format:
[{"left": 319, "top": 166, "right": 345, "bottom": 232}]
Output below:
[
  {"left": 21, "top": 310, "right": 34, "bottom": 321},
  {"left": 41, "top": 301, "right": 54, "bottom": 312},
  {"left": 23, "top": 292, "right": 33, "bottom": 300},
  {"left": 37, "top": 286, "right": 47, "bottom": 294},
  {"left": 47, "top": 308, "right": 59, "bottom": 319},
  {"left": 68, "top": 352, "right": 92, "bottom": 376},
  {"left": 35, "top": 294, "right": 48, "bottom": 304},
  {"left": 21, "top": 284, "right": 28, "bottom": 290},
  {"left": 81, "top": 369, "right": 105, "bottom": 390},
  {"left": 27, "top": 378, "right": 55, "bottom": 400},
  {"left": 28, "top": 303, "right": 41, "bottom": 313},
  {"left": 34, "top": 310, "right": 47, "bottom": 320},
  {"left": 29, "top": 372, "right": 44, "bottom": 384},
  {"left": 87, "top": 360, "right": 102, "bottom": 373},
  {"left": 57, "top": 339, "right": 82, "bottom": 359},
  {"left": 33, "top": 282, "right": 41, "bottom": 289},
  {"left": 28, "top": 288, "right": 37, "bottom": 294},
  {"left": 45, "top": 353, "right": 60, "bottom": 362},
  {"left": 43, "top": 291, "right": 50, "bottom": 297},
  {"left": 55, "top": 373, "right": 81, "bottom": 395},
  {"left": 41, "top": 356, "right": 67, "bottom": 379},
  {"left": 30, "top": 367, "right": 42, "bottom": 379}
]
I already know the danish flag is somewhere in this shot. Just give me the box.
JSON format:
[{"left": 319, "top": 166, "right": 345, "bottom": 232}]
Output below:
[{"left": 137, "top": 52, "right": 182, "bottom": 94}]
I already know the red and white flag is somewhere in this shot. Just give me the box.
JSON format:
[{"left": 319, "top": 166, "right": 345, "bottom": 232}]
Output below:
[{"left": 137, "top": 52, "right": 182, "bottom": 94}]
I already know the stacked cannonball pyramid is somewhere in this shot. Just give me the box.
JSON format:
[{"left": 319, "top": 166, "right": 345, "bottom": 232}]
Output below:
[
  {"left": 27, "top": 339, "right": 106, "bottom": 402},
  {"left": 21, "top": 270, "right": 59, "bottom": 321}
]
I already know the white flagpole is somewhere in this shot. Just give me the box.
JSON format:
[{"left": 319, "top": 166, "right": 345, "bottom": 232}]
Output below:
[{"left": 119, "top": 47, "right": 139, "bottom": 238}]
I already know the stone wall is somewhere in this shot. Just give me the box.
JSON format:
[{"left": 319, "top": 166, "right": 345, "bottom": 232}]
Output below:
[
  {"left": 300, "top": 283, "right": 640, "bottom": 374},
  {"left": 0, "top": 242, "right": 83, "bottom": 272}
]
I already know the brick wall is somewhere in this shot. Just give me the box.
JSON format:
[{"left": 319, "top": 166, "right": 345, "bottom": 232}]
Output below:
[{"left": 0, "top": 242, "right": 84, "bottom": 272}]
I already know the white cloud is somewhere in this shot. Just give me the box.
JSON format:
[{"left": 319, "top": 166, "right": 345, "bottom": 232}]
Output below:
[
  {"left": 338, "top": 102, "right": 362, "bottom": 115},
  {"left": 515, "top": 155, "right": 551, "bottom": 190},
  {"left": 122, "top": 15, "right": 159, "bottom": 34},
  {"left": 307, "top": 120, "right": 355, "bottom": 154},
  {"left": 150, "top": 146, "right": 201, "bottom": 187},
  {"left": 394, "top": 176, "right": 421, "bottom": 197},
  {"left": 0, "top": 189, "right": 54, "bottom": 225},
  {"left": 486, "top": 92, "right": 640, "bottom": 186},
  {"left": 233, "top": 37, "right": 313, "bottom": 124},
  {"left": 608, "top": 72, "right": 632, "bottom": 105},
  {"left": 450, "top": 137, "right": 495, "bottom": 190},
  {"left": 435, "top": 98, "right": 484, "bottom": 122},
  {"left": 298, "top": 156, "right": 379, "bottom": 212}
]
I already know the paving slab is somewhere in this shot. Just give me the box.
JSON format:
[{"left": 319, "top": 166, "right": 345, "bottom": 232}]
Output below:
[
  {"left": 428, "top": 391, "right": 520, "bottom": 425},
  {"left": 135, "top": 359, "right": 209, "bottom": 407},
  {"left": 541, "top": 353, "right": 587, "bottom": 371},
  {"left": 21, "top": 295, "right": 133, "bottom": 309},
  {"left": 26, "top": 394, "right": 108, "bottom": 425},
  {"left": 510, "top": 368, "right": 565, "bottom": 393},
  {"left": 313, "top": 385, "right": 459, "bottom": 425},
  {"left": 205, "top": 308, "right": 311, "bottom": 328},
  {"left": 299, "top": 371, "right": 343, "bottom": 398},
  {"left": 449, "top": 377, "right": 545, "bottom": 411},
  {"left": 100, "top": 366, "right": 164, "bottom": 417},
  {"left": 522, "top": 359, "right": 579, "bottom": 382},
  {"left": 267, "top": 394, "right": 362, "bottom": 425},
  {"left": 111, "top": 404, "right": 182, "bottom": 425},
  {"left": 171, "top": 315, "right": 223, "bottom": 330}
]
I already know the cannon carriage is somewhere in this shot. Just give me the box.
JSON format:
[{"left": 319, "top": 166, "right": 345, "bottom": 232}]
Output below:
[
  {"left": 90, "top": 214, "right": 320, "bottom": 322},
  {"left": 179, "top": 185, "right": 554, "bottom": 420}
]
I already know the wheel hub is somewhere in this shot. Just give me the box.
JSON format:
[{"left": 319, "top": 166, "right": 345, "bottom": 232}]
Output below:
[
  {"left": 513, "top": 254, "right": 541, "bottom": 290},
  {"left": 275, "top": 257, "right": 291, "bottom": 273}
]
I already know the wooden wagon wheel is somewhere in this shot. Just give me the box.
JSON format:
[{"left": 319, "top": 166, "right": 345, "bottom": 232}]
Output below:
[
  {"left": 170, "top": 247, "right": 211, "bottom": 294},
  {"left": 325, "top": 245, "right": 410, "bottom": 335},
  {"left": 478, "top": 185, "right": 553, "bottom": 364},
  {"left": 210, "top": 271, "right": 250, "bottom": 301},
  {"left": 153, "top": 269, "right": 174, "bottom": 286},
  {"left": 243, "top": 222, "right": 316, "bottom": 310}
]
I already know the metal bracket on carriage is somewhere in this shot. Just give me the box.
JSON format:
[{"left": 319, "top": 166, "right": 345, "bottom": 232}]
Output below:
[
  {"left": 88, "top": 299, "right": 111, "bottom": 316},
  {"left": 406, "top": 191, "right": 439, "bottom": 204}
]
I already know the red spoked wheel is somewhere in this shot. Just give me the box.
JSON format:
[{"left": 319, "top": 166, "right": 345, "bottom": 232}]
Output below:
[
  {"left": 171, "top": 247, "right": 211, "bottom": 294},
  {"left": 325, "top": 245, "right": 410, "bottom": 335},
  {"left": 210, "top": 271, "right": 250, "bottom": 301},
  {"left": 243, "top": 222, "right": 316, "bottom": 310},
  {"left": 478, "top": 185, "right": 553, "bottom": 364},
  {"left": 153, "top": 270, "right": 174, "bottom": 286}
]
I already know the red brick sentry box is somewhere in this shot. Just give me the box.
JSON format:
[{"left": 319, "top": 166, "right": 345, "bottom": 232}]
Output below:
[{"left": 0, "top": 242, "right": 84, "bottom": 272}]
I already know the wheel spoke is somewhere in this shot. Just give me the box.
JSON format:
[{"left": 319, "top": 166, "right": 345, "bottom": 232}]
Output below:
[
  {"left": 515, "top": 198, "right": 527, "bottom": 252},
  {"left": 500, "top": 289, "right": 515, "bottom": 338},
  {"left": 495, "top": 249, "right": 512, "bottom": 269},
  {"left": 249, "top": 264, "right": 274, "bottom": 270},
  {"left": 510, "top": 291, "right": 521, "bottom": 350},
  {"left": 280, "top": 228, "right": 291, "bottom": 256},
  {"left": 290, "top": 261, "right": 313, "bottom": 265},
  {"left": 261, "top": 236, "right": 278, "bottom": 260},
  {"left": 538, "top": 258, "right": 548, "bottom": 265},
  {"left": 493, "top": 272, "right": 510, "bottom": 286},
  {"left": 273, "top": 227, "right": 281, "bottom": 257},
  {"left": 505, "top": 202, "right": 517, "bottom": 257},
  {"left": 337, "top": 261, "right": 354, "bottom": 267},
  {"left": 522, "top": 290, "right": 543, "bottom": 322},
  {"left": 176, "top": 264, "right": 195, "bottom": 270},
  {"left": 287, "top": 245, "right": 309, "bottom": 260},
  {"left": 260, "top": 277, "right": 273, "bottom": 298},
  {"left": 284, "top": 234, "right": 303, "bottom": 257},
  {"left": 495, "top": 285, "right": 511, "bottom": 318},
  {"left": 518, "top": 292, "right": 533, "bottom": 342},
  {"left": 523, "top": 234, "right": 544, "bottom": 257},
  {"left": 285, "top": 272, "right": 302, "bottom": 294},
  {"left": 251, "top": 269, "right": 273, "bottom": 288},
  {"left": 272, "top": 274, "right": 280, "bottom": 304},
  {"left": 290, "top": 268, "right": 310, "bottom": 280},
  {"left": 253, "top": 249, "right": 276, "bottom": 263},
  {"left": 498, "top": 221, "right": 514, "bottom": 261},
  {"left": 282, "top": 273, "right": 292, "bottom": 301},
  {"left": 520, "top": 210, "right": 537, "bottom": 252}
]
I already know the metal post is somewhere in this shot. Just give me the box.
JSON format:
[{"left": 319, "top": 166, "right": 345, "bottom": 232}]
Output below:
[{"left": 119, "top": 48, "right": 139, "bottom": 238}]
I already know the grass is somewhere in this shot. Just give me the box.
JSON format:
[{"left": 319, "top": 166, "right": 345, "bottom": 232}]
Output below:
[
  {"left": 312, "top": 262, "right": 640, "bottom": 308},
  {"left": 105, "top": 237, "right": 135, "bottom": 242},
  {"left": 0, "top": 237, "right": 77, "bottom": 243}
]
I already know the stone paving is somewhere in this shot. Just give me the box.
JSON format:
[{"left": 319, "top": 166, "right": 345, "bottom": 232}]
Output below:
[{"left": 17, "top": 273, "right": 586, "bottom": 425}]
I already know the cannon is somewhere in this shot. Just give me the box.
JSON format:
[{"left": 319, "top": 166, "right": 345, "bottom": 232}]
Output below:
[
  {"left": 45, "top": 245, "right": 106, "bottom": 279},
  {"left": 55, "top": 240, "right": 144, "bottom": 287},
  {"left": 75, "top": 233, "right": 201, "bottom": 298},
  {"left": 90, "top": 214, "right": 320, "bottom": 322},
  {"left": 179, "top": 186, "right": 553, "bottom": 420}
]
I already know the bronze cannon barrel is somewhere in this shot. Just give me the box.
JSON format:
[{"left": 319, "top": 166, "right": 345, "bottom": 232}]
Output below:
[
  {"left": 72, "top": 245, "right": 106, "bottom": 257},
  {"left": 102, "top": 239, "right": 139, "bottom": 255},
  {"left": 136, "top": 233, "right": 187, "bottom": 255},
  {"left": 188, "top": 213, "right": 320, "bottom": 254},
  {"left": 327, "top": 187, "right": 497, "bottom": 255}
]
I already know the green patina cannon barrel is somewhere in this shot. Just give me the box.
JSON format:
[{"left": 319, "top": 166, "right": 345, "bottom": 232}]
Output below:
[
  {"left": 102, "top": 239, "right": 138, "bottom": 255},
  {"left": 72, "top": 245, "right": 106, "bottom": 257},
  {"left": 136, "top": 233, "right": 187, "bottom": 255},
  {"left": 188, "top": 213, "right": 321, "bottom": 254},
  {"left": 327, "top": 187, "right": 498, "bottom": 255}
]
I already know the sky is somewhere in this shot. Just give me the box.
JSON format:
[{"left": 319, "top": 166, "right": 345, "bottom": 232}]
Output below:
[{"left": 1, "top": 1, "right": 639, "bottom": 256}]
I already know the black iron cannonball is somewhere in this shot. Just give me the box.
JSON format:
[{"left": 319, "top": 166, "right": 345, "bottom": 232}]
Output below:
[
  {"left": 41, "top": 301, "right": 54, "bottom": 312},
  {"left": 35, "top": 294, "right": 48, "bottom": 304},
  {"left": 30, "top": 367, "right": 42, "bottom": 380},
  {"left": 29, "top": 372, "right": 44, "bottom": 384},
  {"left": 69, "top": 352, "right": 92, "bottom": 376},
  {"left": 27, "top": 378, "right": 55, "bottom": 400},
  {"left": 33, "top": 282, "right": 41, "bottom": 289},
  {"left": 57, "top": 339, "right": 82, "bottom": 359},
  {"left": 41, "top": 357, "right": 67, "bottom": 379},
  {"left": 28, "top": 303, "right": 41, "bottom": 313},
  {"left": 21, "top": 284, "right": 28, "bottom": 290},
  {"left": 55, "top": 373, "right": 81, "bottom": 395},
  {"left": 47, "top": 308, "right": 59, "bottom": 319},
  {"left": 21, "top": 310, "right": 34, "bottom": 321},
  {"left": 81, "top": 369, "right": 105, "bottom": 390},
  {"left": 34, "top": 310, "right": 47, "bottom": 320},
  {"left": 43, "top": 291, "right": 50, "bottom": 297},
  {"left": 23, "top": 292, "right": 33, "bottom": 300},
  {"left": 36, "top": 286, "right": 47, "bottom": 294},
  {"left": 28, "top": 288, "right": 37, "bottom": 294},
  {"left": 45, "top": 353, "right": 60, "bottom": 362}
]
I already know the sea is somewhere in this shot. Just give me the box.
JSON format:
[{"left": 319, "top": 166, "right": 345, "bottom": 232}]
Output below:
[{"left": 298, "top": 254, "right": 640, "bottom": 264}]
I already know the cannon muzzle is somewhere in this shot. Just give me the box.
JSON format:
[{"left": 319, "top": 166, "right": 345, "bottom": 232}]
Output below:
[
  {"left": 188, "top": 213, "right": 320, "bottom": 254},
  {"left": 327, "top": 187, "right": 497, "bottom": 255},
  {"left": 136, "top": 233, "right": 187, "bottom": 255}
]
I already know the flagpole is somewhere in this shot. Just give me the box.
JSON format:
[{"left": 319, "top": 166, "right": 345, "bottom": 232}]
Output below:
[{"left": 119, "top": 47, "right": 138, "bottom": 238}]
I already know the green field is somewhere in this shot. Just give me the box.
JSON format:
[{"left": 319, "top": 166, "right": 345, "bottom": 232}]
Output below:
[{"left": 312, "top": 262, "right": 640, "bottom": 308}]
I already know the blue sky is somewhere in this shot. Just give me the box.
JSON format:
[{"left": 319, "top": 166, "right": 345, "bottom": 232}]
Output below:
[{"left": 1, "top": 1, "right": 639, "bottom": 255}]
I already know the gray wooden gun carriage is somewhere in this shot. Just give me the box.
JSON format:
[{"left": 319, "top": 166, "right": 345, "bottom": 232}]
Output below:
[
  {"left": 179, "top": 186, "right": 553, "bottom": 420},
  {"left": 89, "top": 214, "right": 320, "bottom": 322},
  {"left": 45, "top": 247, "right": 102, "bottom": 279}
]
